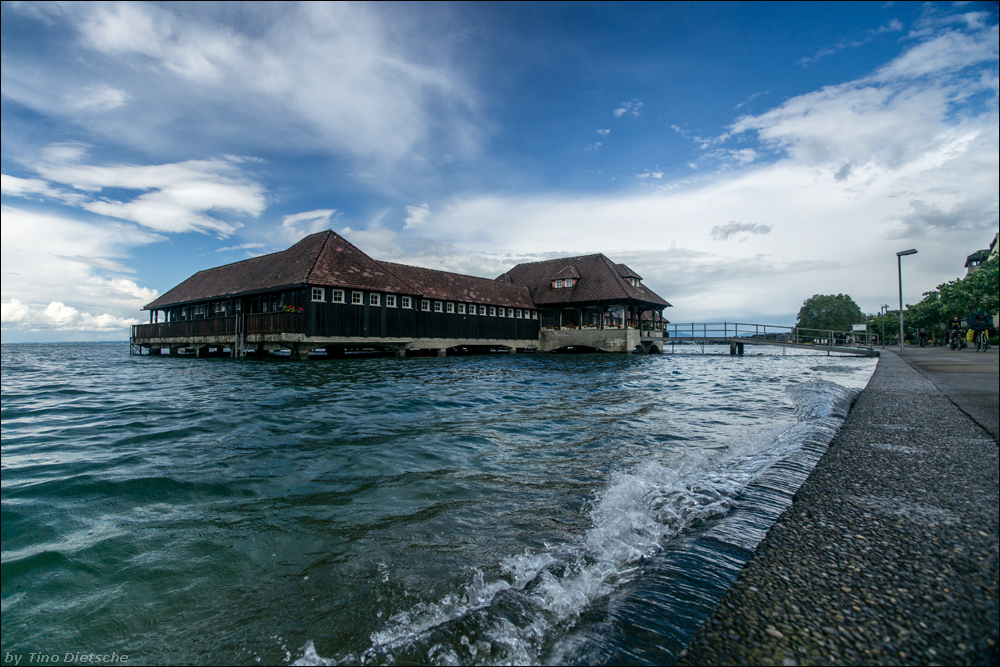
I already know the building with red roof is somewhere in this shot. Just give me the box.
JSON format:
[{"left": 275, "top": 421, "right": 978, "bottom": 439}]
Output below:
[{"left": 132, "top": 230, "right": 671, "bottom": 357}]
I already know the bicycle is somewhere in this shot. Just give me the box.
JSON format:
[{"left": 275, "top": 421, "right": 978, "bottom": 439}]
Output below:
[{"left": 974, "top": 329, "right": 990, "bottom": 352}]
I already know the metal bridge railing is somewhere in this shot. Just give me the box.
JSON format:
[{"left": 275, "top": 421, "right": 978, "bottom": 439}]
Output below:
[{"left": 662, "top": 322, "right": 877, "bottom": 350}]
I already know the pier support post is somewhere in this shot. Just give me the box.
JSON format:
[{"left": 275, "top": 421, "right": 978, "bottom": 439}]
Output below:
[{"left": 436, "top": 348, "right": 447, "bottom": 357}]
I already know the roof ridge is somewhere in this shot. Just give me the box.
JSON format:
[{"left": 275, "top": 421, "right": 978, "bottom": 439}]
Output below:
[
  {"left": 189, "top": 235, "right": 315, "bottom": 275},
  {"left": 380, "top": 259, "right": 502, "bottom": 283},
  {"left": 503, "top": 252, "right": 608, "bottom": 269},
  {"left": 303, "top": 230, "right": 334, "bottom": 284}
]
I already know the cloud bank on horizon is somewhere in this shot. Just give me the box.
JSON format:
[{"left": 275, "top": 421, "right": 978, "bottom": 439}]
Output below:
[{"left": 2, "top": 2, "right": 997, "bottom": 341}]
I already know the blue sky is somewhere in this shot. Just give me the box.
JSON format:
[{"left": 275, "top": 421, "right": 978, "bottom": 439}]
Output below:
[{"left": 2, "top": 1, "right": 998, "bottom": 342}]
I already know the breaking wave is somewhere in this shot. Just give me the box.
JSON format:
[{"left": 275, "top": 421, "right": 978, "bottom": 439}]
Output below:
[{"left": 296, "top": 379, "right": 860, "bottom": 666}]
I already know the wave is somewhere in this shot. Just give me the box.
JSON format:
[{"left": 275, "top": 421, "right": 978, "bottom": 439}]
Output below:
[{"left": 295, "top": 379, "right": 860, "bottom": 666}]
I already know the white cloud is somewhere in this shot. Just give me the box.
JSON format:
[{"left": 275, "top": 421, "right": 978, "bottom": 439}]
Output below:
[
  {"left": 4, "top": 3, "right": 480, "bottom": 166},
  {"left": 1, "top": 298, "right": 32, "bottom": 323},
  {"left": 281, "top": 209, "right": 336, "bottom": 242},
  {"left": 1, "top": 174, "right": 61, "bottom": 198},
  {"left": 341, "top": 223, "right": 403, "bottom": 260},
  {"left": 711, "top": 221, "right": 773, "bottom": 241},
  {"left": 728, "top": 149, "right": 758, "bottom": 164},
  {"left": 613, "top": 99, "right": 643, "bottom": 118},
  {"left": 29, "top": 149, "right": 266, "bottom": 236},
  {"left": 216, "top": 242, "right": 266, "bottom": 253},
  {"left": 872, "top": 26, "right": 998, "bottom": 82},
  {"left": 403, "top": 203, "right": 431, "bottom": 230},
  {"left": 1, "top": 205, "right": 161, "bottom": 336},
  {"left": 393, "top": 26, "right": 998, "bottom": 323},
  {"left": 597, "top": 129, "right": 611, "bottom": 136},
  {"left": 0, "top": 298, "right": 139, "bottom": 331},
  {"left": 71, "top": 85, "right": 130, "bottom": 111}
]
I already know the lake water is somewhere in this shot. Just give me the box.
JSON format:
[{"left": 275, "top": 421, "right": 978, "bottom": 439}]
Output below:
[{"left": 1, "top": 343, "right": 877, "bottom": 665}]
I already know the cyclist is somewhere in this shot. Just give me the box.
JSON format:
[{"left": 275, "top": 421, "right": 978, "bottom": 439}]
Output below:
[
  {"left": 969, "top": 310, "right": 992, "bottom": 352},
  {"left": 948, "top": 316, "right": 964, "bottom": 351},
  {"left": 918, "top": 328, "right": 927, "bottom": 348}
]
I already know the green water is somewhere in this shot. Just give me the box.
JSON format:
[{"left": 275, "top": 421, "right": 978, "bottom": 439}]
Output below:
[{"left": 1, "top": 343, "right": 876, "bottom": 665}]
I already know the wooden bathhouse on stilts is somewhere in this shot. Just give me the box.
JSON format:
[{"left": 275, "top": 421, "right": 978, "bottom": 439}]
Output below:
[{"left": 130, "top": 230, "right": 671, "bottom": 358}]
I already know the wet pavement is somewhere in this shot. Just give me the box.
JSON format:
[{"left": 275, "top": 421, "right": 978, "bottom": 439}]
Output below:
[
  {"left": 676, "top": 347, "right": 999, "bottom": 666},
  {"left": 894, "top": 344, "right": 998, "bottom": 442}
]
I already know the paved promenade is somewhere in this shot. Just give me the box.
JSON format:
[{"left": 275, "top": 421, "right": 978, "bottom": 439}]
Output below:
[{"left": 677, "top": 346, "right": 999, "bottom": 666}]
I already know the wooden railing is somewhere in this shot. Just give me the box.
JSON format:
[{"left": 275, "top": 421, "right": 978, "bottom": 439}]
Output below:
[{"left": 132, "top": 312, "right": 306, "bottom": 340}]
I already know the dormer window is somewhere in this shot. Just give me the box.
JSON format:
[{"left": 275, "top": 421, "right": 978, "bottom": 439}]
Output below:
[
  {"left": 552, "top": 278, "right": 575, "bottom": 289},
  {"left": 628, "top": 277, "right": 640, "bottom": 287},
  {"left": 554, "top": 279, "right": 563, "bottom": 288},
  {"left": 565, "top": 278, "right": 574, "bottom": 288}
]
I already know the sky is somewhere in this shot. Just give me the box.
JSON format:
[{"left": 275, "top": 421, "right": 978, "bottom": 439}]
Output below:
[{"left": 2, "top": 1, "right": 998, "bottom": 342}]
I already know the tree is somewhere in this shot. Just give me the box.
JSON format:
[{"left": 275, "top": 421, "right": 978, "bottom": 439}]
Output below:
[
  {"left": 795, "top": 294, "right": 865, "bottom": 333},
  {"left": 906, "top": 253, "right": 999, "bottom": 334}
]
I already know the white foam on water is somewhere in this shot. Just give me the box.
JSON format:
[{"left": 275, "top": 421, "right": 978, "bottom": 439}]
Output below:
[{"left": 295, "top": 379, "right": 861, "bottom": 666}]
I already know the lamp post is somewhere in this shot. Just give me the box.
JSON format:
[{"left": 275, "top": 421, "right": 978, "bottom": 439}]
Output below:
[
  {"left": 896, "top": 249, "right": 917, "bottom": 355},
  {"left": 880, "top": 304, "right": 888, "bottom": 349}
]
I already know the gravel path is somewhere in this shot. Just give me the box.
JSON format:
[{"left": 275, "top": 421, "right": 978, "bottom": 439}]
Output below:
[{"left": 676, "top": 350, "right": 999, "bottom": 666}]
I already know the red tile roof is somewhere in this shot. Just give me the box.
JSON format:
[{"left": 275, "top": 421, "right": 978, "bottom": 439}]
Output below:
[
  {"left": 379, "top": 261, "right": 535, "bottom": 309},
  {"left": 498, "top": 254, "right": 671, "bottom": 308},
  {"left": 145, "top": 230, "right": 533, "bottom": 310},
  {"left": 145, "top": 232, "right": 329, "bottom": 310}
]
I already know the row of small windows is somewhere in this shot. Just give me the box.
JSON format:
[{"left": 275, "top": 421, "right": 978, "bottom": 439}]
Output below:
[{"left": 311, "top": 287, "right": 537, "bottom": 319}]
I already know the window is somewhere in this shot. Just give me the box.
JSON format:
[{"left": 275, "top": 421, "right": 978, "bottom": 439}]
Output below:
[
  {"left": 446, "top": 302, "right": 455, "bottom": 313},
  {"left": 333, "top": 289, "right": 345, "bottom": 303},
  {"left": 401, "top": 296, "right": 412, "bottom": 308},
  {"left": 434, "top": 301, "right": 443, "bottom": 313},
  {"left": 312, "top": 287, "right": 325, "bottom": 302},
  {"left": 565, "top": 278, "right": 574, "bottom": 288},
  {"left": 213, "top": 302, "right": 227, "bottom": 315},
  {"left": 352, "top": 292, "right": 363, "bottom": 305},
  {"left": 490, "top": 306, "right": 497, "bottom": 317},
  {"left": 554, "top": 279, "right": 563, "bottom": 288},
  {"left": 386, "top": 295, "right": 396, "bottom": 308},
  {"left": 369, "top": 293, "right": 380, "bottom": 306},
  {"left": 479, "top": 305, "right": 487, "bottom": 315},
  {"left": 516, "top": 309, "right": 522, "bottom": 319},
  {"left": 458, "top": 303, "right": 466, "bottom": 314},
  {"left": 421, "top": 300, "right": 431, "bottom": 311},
  {"left": 193, "top": 304, "right": 207, "bottom": 318},
  {"left": 532, "top": 311, "right": 538, "bottom": 320}
]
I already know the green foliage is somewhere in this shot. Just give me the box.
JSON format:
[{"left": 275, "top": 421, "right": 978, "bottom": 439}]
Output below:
[
  {"left": 795, "top": 293, "right": 865, "bottom": 333},
  {"left": 870, "top": 310, "right": 901, "bottom": 344},
  {"left": 906, "top": 253, "right": 999, "bottom": 332}
]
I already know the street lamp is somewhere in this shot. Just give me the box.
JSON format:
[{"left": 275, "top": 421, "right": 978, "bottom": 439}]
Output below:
[
  {"left": 880, "top": 304, "right": 889, "bottom": 349},
  {"left": 897, "top": 249, "right": 917, "bottom": 355}
]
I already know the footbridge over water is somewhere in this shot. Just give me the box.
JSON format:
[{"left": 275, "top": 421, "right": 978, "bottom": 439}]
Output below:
[{"left": 662, "top": 323, "right": 880, "bottom": 357}]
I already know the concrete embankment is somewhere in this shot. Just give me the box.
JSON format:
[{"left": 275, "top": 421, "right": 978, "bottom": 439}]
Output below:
[{"left": 676, "top": 348, "right": 999, "bottom": 666}]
